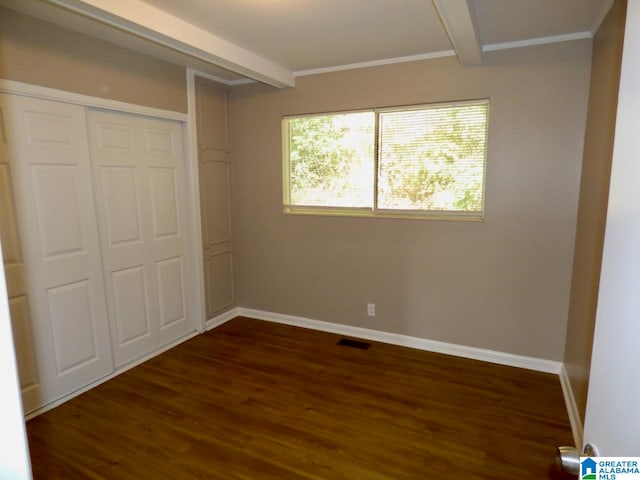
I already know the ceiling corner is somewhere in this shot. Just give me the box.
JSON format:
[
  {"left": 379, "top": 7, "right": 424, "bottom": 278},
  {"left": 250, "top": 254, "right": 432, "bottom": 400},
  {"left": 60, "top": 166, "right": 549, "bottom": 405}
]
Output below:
[{"left": 590, "top": 0, "right": 615, "bottom": 35}]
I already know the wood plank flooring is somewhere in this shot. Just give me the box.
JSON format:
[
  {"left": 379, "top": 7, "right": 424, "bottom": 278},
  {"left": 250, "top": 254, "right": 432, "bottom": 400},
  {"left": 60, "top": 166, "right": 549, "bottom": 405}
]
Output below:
[{"left": 27, "top": 317, "right": 575, "bottom": 479}]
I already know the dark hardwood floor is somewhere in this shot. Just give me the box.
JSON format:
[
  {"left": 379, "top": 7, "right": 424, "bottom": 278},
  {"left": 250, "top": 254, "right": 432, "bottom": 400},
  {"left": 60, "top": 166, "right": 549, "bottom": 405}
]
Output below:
[{"left": 27, "top": 317, "right": 575, "bottom": 479}]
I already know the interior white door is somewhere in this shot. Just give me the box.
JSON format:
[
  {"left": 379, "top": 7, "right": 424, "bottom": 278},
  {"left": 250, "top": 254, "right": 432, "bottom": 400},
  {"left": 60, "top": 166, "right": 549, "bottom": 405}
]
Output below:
[
  {"left": 0, "top": 105, "right": 40, "bottom": 414},
  {"left": 0, "top": 93, "right": 113, "bottom": 408},
  {"left": 582, "top": 2, "right": 640, "bottom": 455},
  {"left": 87, "top": 109, "right": 195, "bottom": 367}
]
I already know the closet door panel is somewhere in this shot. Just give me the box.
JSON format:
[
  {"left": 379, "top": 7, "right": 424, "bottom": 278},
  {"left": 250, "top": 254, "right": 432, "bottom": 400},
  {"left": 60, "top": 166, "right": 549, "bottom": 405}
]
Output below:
[
  {"left": 0, "top": 142, "right": 39, "bottom": 412},
  {"left": 156, "top": 256, "right": 186, "bottom": 328},
  {"left": 89, "top": 112, "right": 157, "bottom": 367},
  {"left": 0, "top": 94, "right": 113, "bottom": 408},
  {"left": 31, "top": 165, "right": 84, "bottom": 259},
  {"left": 0, "top": 164, "right": 22, "bottom": 290},
  {"left": 8, "top": 295, "right": 39, "bottom": 411},
  {"left": 47, "top": 280, "right": 99, "bottom": 374},
  {"left": 101, "top": 166, "right": 142, "bottom": 246},
  {"left": 140, "top": 117, "right": 193, "bottom": 346},
  {"left": 201, "top": 161, "right": 231, "bottom": 246},
  {"left": 206, "top": 252, "right": 234, "bottom": 313},
  {"left": 111, "top": 266, "right": 150, "bottom": 346},
  {"left": 148, "top": 167, "right": 180, "bottom": 239},
  {"left": 88, "top": 110, "right": 194, "bottom": 367}
]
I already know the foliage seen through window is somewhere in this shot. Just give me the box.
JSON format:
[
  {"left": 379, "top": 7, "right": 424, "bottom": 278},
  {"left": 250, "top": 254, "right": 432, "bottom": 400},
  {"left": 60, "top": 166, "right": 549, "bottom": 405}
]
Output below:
[{"left": 284, "top": 100, "right": 488, "bottom": 218}]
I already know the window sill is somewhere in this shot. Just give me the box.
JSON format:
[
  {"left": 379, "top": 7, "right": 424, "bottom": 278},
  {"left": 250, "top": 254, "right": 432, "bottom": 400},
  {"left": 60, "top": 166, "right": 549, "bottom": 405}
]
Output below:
[{"left": 282, "top": 206, "right": 484, "bottom": 222}]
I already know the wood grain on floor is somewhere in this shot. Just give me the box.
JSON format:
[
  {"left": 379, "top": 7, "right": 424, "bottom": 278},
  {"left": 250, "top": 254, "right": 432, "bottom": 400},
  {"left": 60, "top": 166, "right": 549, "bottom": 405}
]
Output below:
[{"left": 27, "top": 316, "right": 575, "bottom": 479}]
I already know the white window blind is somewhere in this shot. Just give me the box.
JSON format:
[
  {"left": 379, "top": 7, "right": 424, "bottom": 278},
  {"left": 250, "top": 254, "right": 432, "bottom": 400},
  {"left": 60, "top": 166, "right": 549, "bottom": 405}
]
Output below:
[{"left": 377, "top": 101, "right": 488, "bottom": 212}]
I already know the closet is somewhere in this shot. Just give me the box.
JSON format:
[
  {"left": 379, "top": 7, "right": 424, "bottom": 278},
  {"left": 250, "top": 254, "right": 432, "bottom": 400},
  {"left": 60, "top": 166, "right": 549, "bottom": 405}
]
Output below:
[{"left": 0, "top": 92, "right": 196, "bottom": 413}]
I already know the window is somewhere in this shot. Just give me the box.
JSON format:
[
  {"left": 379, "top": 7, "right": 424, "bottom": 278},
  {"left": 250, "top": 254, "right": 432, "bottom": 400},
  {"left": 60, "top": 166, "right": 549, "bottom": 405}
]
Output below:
[{"left": 283, "top": 99, "right": 489, "bottom": 220}]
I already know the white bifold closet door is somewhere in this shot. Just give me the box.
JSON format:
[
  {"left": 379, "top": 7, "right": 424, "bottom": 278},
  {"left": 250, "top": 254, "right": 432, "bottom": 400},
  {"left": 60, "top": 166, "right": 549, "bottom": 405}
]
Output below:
[
  {"left": 0, "top": 94, "right": 113, "bottom": 406},
  {"left": 86, "top": 109, "right": 194, "bottom": 368}
]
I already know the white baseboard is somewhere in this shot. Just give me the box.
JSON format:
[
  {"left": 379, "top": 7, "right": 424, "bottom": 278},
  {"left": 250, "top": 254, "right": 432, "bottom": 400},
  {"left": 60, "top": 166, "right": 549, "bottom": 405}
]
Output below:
[
  {"left": 233, "top": 307, "right": 562, "bottom": 374},
  {"left": 25, "top": 329, "right": 200, "bottom": 420},
  {"left": 559, "top": 364, "right": 584, "bottom": 448},
  {"left": 205, "top": 308, "right": 239, "bottom": 331}
]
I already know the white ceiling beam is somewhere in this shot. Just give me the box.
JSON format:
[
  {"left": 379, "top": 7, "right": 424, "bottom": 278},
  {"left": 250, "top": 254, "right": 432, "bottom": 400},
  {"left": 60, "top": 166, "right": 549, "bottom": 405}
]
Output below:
[
  {"left": 44, "top": 0, "right": 295, "bottom": 88},
  {"left": 432, "top": 0, "right": 482, "bottom": 66}
]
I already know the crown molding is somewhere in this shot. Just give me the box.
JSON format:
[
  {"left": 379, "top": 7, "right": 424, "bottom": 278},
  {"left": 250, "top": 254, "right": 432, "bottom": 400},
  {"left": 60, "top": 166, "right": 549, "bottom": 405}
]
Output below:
[{"left": 483, "top": 31, "right": 592, "bottom": 52}]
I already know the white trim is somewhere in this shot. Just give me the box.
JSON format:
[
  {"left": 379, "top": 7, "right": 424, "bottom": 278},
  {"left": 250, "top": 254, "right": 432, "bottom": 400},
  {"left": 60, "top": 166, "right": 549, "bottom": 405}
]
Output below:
[
  {"left": 293, "top": 51, "right": 456, "bottom": 77},
  {"left": 559, "top": 364, "right": 584, "bottom": 448},
  {"left": 432, "top": 0, "right": 482, "bottom": 66},
  {"left": 205, "top": 309, "right": 238, "bottom": 331},
  {"left": 290, "top": 30, "right": 592, "bottom": 79},
  {"left": 185, "top": 69, "right": 208, "bottom": 334},
  {"left": 0, "top": 79, "right": 187, "bottom": 121},
  {"left": 228, "top": 78, "right": 256, "bottom": 86},
  {"left": 591, "top": 0, "right": 615, "bottom": 35},
  {"left": 189, "top": 70, "right": 255, "bottom": 87},
  {"left": 186, "top": 69, "right": 237, "bottom": 87},
  {"left": 233, "top": 307, "right": 562, "bottom": 374},
  {"left": 186, "top": 69, "right": 239, "bottom": 331},
  {"left": 483, "top": 32, "right": 592, "bottom": 53},
  {"left": 24, "top": 330, "right": 199, "bottom": 420}
]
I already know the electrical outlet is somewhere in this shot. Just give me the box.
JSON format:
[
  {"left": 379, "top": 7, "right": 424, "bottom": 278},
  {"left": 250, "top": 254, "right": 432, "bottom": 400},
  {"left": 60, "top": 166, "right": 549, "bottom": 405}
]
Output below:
[{"left": 367, "top": 303, "right": 375, "bottom": 317}]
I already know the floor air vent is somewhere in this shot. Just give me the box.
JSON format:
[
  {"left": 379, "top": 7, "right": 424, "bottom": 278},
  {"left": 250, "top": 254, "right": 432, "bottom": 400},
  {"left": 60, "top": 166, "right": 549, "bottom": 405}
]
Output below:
[{"left": 337, "top": 338, "right": 371, "bottom": 350}]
